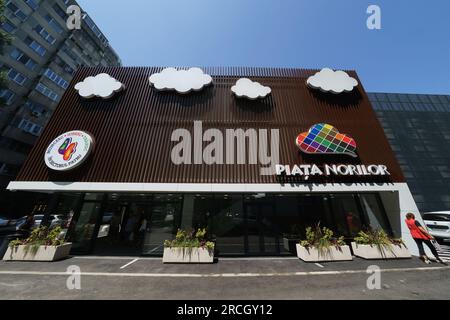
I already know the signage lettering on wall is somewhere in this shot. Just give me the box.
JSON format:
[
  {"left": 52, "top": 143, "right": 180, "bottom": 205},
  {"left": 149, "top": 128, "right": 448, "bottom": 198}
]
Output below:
[
  {"left": 276, "top": 164, "right": 390, "bottom": 177},
  {"left": 44, "top": 131, "right": 94, "bottom": 171}
]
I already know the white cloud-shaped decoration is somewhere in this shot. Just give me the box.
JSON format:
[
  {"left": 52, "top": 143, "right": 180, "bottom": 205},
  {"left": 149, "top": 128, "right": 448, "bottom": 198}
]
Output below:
[
  {"left": 306, "top": 68, "right": 358, "bottom": 94},
  {"left": 149, "top": 67, "right": 213, "bottom": 94},
  {"left": 231, "top": 78, "right": 271, "bottom": 100},
  {"left": 75, "top": 73, "right": 125, "bottom": 99}
]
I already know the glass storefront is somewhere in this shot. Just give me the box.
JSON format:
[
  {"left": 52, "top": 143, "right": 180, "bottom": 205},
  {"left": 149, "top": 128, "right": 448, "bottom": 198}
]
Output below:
[{"left": 34, "top": 192, "right": 393, "bottom": 257}]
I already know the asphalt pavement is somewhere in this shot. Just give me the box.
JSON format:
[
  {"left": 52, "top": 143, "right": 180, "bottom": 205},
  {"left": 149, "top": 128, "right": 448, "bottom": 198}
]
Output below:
[{"left": 0, "top": 256, "right": 449, "bottom": 300}]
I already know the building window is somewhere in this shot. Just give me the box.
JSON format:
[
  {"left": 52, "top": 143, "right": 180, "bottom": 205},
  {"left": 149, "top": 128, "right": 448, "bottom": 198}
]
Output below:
[
  {"left": 17, "top": 118, "right": 43, "bottom": 136},
  {"left": 7, "top": 68, "right": 28, "bottom": 85},
  {"left": 25, "top": 100, "right": 47, "bottom": 117},
  {"left": 1, "top": 19, "right": 16, "bottom": 33},
  {"left": 83, "top": 14, "right": 108, "bottom": 46},
  {"left": 24, "top": 36, "right": 47, "bottom": 57},
  {"left": 43, "top": 68, "right": 69, "bottom": 89},
  {"left": 6, "top": 1, "right": 28, "bottom": 21},
  {"left": 0, "top": 162, "right": 20, "bottom": 176},
  {"left": 61, "top": 45, "right": 81, "bottom": 66},
  {"left": 34, "top": 25, "right": 57, "bottom": 45},
  {"left": 35, "top": 83, "right": 59, "bottom": 102},
  {"left": 54, "top": 56, "right": 75, "bottom": 75},
  {"left": 0, "top": 137, "right": 32, "bottom": 154},
  {"left": 10, "top": 48, "right": 38, "bottom": 70},
  {"left": 0, "top": 89, "right": 15, "bottom": 105},
  {"left": 44, "top": 14, "right": 64, "bottom": 34},
  {"left": 62, "top": 63, "right": 75, "bottom": 75},
  {"left": 24, "top": 0, "right": 39, "bottom": 11},
  {"left": 52, "top": 3, "right": 67, "bottom": 20}
]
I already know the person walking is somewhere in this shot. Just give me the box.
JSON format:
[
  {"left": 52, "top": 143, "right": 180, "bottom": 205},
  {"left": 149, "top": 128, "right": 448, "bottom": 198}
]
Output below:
[{"left": 405, "top": 213, "right": 446, "bottom": 264}]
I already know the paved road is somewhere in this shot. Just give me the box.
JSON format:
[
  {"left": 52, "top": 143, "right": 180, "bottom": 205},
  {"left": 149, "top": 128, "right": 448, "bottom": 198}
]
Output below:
[{"left": 0, "top": 256, "right": 449, "bottom": 300}]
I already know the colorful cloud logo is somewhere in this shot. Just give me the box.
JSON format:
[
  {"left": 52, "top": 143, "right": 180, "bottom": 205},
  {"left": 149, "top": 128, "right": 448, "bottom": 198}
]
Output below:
[{"left": 296, "top": 124, "right": 357, "bottom": 157}]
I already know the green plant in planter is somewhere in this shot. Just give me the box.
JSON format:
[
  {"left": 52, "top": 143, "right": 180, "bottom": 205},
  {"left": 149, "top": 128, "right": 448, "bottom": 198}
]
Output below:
[
  {"left": 299, "top": 224, "right": 345, "bottom": 256},
  {"left": 354, "top": 229, "right": 405, "bottom": 256},
  {"left": 164, "top": 228, "right": 215, "bottom": 251},
  {"left": 9, "top": 226, "right": 65, "bottom": 256}
]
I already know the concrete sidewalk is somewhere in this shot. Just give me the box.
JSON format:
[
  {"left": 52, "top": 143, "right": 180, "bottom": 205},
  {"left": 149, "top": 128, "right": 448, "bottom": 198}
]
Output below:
[{"left": 0, "top": 256, "right": 449, "bottom": 299}]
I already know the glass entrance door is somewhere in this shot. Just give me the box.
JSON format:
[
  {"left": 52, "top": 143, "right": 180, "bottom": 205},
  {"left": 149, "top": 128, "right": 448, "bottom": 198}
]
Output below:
[
  {"left": 69, "top": 194, "right": 104, "bottom": 254},
  {"left": 90, "top": 194, "right": 182, "bottom": 256},
  {"left": 244, "top": 197, "right": 279, "bottom": 255},
  {"left": 141, "top": 199, "right": 182, "bottom": 255}
]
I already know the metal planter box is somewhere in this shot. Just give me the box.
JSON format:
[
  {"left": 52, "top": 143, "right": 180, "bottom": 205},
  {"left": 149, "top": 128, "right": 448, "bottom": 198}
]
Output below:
[
  {"left": 163, "top": 247, "right": 214, "bottom": 264},
  {"left": 351, "top": 242, "right": 412, "bottom": 260},
  {"left": 296, "top": 244, "right": 353, "bottom": 262},
  {"left": 3, "top": 243, "right": 72, "bottom": 262}
]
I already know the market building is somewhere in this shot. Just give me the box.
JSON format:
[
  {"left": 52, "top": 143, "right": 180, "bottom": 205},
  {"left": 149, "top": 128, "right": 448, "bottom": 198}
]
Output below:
[{"left": 6, "top": 66, "right": 425, "bottom": 256}]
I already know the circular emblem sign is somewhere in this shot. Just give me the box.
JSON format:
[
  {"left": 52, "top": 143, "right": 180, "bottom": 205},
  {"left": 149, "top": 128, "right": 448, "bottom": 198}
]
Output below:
[{"left": 44, "top": 131, "right": 94, "bottom": 171}]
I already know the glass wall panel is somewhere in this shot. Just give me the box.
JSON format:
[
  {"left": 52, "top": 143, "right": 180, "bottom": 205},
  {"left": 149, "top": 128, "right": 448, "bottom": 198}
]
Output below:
[
  {"left": 327, "top": 194, "right": 363, "bottom": 237},
  {"left": 51, "top": 193, "right": 81, "bottom": 239},
  {"left": 358, "top": 194, "right": 392, "bottom": 234},
  {"left": 90, "top": 194, "right": 183, "bottom": 256},
  {"left": 70, "top": 201, "right": 102, "bottom": 253},
  {"left": 59, "top": 192, "right": 393, "bottom": 257},
  {"left": 244, "top": 195, "right": 279, "bottom": 255},
  {"left": 209, "top": 195, "right": 245, "bottom": 255},
  {"left": 141, "top": 196, "right": 182, "bottom": 255}
]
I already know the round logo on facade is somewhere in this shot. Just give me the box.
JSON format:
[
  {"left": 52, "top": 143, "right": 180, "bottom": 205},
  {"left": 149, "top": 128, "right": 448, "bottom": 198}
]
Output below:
[{"left": 44, "top": 131, "right": 94, "bottom": 171}]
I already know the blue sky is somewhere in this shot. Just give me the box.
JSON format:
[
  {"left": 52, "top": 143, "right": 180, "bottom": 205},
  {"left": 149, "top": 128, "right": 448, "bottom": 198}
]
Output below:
[{"left": 77, "top": 0, "right": 450, "bottom": 95}]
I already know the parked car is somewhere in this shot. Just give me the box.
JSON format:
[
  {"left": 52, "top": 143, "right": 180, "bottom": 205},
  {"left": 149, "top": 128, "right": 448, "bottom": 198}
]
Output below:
[
  {"left": 0, "top": 217, "right": 9, "bottom": 227},
  {"left": 49, "top": 215, "right": 64, "bottom": 228},
  {"left": 0, "top": 216, "right": 27, "bottom": 235},
  {"left": 102, "top": 212, "right": 113, "bottom": 224},
  {"left": 33, "top": 215, "right": 45, "bottom": 228},
  {"left": 0, "top": 216, "right": 28, "bottom": 259},
  {"left": 32, "top": 214, "right": 64, "bottom": 229},
  {"left": 423, "top": 211, "right": 450, "bottom": 243}
]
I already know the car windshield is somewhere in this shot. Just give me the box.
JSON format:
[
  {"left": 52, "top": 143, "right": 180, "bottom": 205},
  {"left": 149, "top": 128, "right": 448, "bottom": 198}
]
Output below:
[{"left": 423, "top": 214, "right": 450, "bottom": 222}]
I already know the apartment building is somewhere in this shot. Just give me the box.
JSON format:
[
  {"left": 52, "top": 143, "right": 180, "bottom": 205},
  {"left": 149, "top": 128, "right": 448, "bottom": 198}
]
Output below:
[{"left": 0, "top": 0, "right": 121, "bottom": 189}]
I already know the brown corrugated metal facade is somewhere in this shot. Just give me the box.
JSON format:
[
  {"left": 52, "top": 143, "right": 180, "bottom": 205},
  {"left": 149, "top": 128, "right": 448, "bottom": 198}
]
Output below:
[{"left": 16, "top": 67, "right": 405, "bottom": 184}]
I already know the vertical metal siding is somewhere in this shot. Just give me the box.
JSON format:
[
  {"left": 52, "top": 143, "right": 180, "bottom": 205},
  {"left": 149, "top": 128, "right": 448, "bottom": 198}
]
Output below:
[{"left": 16, "top": 67, "right": 405, "bottom": 184}]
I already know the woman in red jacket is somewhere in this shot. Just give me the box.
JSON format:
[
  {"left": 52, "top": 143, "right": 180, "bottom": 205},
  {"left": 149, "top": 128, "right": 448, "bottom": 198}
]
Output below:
[{"left": 405, "top": 213, "right": 446, "bottom": 264}]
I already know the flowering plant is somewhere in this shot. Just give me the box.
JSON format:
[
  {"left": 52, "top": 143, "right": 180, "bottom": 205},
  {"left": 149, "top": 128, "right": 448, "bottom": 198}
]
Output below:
[
  {"left": 9, "top": 226, "right": 65, "bottom": 255},
  {"left": 300, "top": 224, "right": 346, "bottom": 250},
  {"left": 164, "top": 228, "right": 214, "bottom": 250}
]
